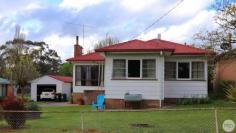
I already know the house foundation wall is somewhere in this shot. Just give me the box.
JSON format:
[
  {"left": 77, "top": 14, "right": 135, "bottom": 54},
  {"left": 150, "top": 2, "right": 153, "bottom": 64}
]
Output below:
[
  {"left": 71, "top": 93, "right": 84, "bottom": 104},
  {"left": 72, "top": 90, "right": 104, "bottom": 105},
  {"left": 105, "top": 99, "right": 161, "bottom": 109}
]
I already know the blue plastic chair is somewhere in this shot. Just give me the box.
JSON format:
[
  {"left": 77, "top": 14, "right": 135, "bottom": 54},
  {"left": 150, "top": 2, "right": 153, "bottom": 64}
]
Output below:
[{"left": 92, "top": 94, "right": 105, "bottom": 111}]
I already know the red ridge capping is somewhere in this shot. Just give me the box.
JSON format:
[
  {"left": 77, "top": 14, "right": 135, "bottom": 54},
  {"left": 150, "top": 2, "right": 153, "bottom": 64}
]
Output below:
[{"left": 48, "top": 75, "right": 72, "bottom": 83}]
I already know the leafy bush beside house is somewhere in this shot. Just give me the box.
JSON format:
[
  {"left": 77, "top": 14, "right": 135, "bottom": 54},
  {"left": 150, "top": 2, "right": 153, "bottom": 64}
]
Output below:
[
  {"left": 218, "top": 80, "right": 235, "bottom": 98},
  {"left": 177, "top": 97, "right": 211, "bottom": 105},
  {"left": 25, "top": 101, "right": 41, "bottom": 120},
  {"left": 225, "top": 87, "right": 236, "bottom": 103},
  {"left": 26, "top": 101, "right": 41, "bottom": 111},
  {"left": 1, "top": 96, "right": 26, "bottom": 129}
]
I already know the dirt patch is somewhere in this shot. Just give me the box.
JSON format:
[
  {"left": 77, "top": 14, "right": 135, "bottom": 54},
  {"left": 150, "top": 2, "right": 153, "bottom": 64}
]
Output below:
[{"left": 130, "top": 123, "right": 154, "bottom": 128}]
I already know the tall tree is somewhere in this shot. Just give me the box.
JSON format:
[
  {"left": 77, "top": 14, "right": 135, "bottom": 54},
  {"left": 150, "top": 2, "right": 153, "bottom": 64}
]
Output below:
[
  {"left": 193, "top": 1, "right": 236, "bottom": 52},
  {"left": 2, "top": 36, "right": 39, "bottom": 97},
  {"left": 94, "top": 36, "right": 119, "bottom": 49},
  {"left": 214, "top": 0, "right": 236, "bottom": 30},
  {"left": 0, "top": 26, "right": 61, "bottom": 76}
]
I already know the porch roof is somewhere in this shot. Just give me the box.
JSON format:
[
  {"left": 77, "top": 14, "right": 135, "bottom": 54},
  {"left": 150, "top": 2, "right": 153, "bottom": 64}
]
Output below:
[{"left": 66, "top": 52, "right": 105, "bottom": 62}]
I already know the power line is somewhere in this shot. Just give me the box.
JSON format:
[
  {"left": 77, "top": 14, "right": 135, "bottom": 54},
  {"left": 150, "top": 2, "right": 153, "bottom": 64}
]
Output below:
[{"left": 132, "top": 0, "right": 184, "bottom": 39}]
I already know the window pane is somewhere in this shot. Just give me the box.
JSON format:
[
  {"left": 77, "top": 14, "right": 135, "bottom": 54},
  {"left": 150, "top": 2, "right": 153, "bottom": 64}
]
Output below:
[
  {"left": 192, "top": 62, "right": 204, "bottom": 80},
  {"left": 81, "top": 66, "right": 87, "bottom": 86},
  {"left": 75, "top": 66, "right": 81, "bottom": 86},
  {"left": 113, "top": 59, "right": 126, "bottom": 78},
  {"left": 142, "top": 59, "right": 156, "bottom": 78},
  {"left": 91, "top": 66, "right": 99, "bottom": 86},
  {"left": 128, "top": 60, "right": 140, "bottom": 78},
  {"left": 178, "top": 62, "right": 190, "bottom": 79},
  {"left": 76, "top": 65, "right": 101, "bottom": 86},
  {"left": 165, "top": 62, "right": 176, "bottom": 80}
]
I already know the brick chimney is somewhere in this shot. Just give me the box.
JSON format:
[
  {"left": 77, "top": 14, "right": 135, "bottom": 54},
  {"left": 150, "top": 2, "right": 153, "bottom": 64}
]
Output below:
[{"left": 74, "top": 36, "right": 83, "bottom": 57}]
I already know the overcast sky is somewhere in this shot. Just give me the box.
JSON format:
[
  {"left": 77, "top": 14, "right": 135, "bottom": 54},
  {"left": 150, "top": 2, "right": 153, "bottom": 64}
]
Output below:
[{"left": 0, "top": 0, "right": 218, "bottom": 61}]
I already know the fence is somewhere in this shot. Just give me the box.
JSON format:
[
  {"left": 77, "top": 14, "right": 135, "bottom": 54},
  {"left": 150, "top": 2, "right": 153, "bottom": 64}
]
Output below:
[{"left": 0, "top": 108, "right": 235, "bottom": 133}]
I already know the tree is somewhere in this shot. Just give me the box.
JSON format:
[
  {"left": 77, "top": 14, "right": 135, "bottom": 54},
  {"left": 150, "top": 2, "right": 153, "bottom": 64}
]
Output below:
[
  {"left": 58, "top": 62, "right": 73, "bottom": 76},
  {"left": 2, "top": 36, "right": 39, "bottom": 97},
  {"left": 193, "top": 1, "right": 236, "bottom": 95},
  {"left": 214, "top": 0, "right": 236, "bottom": 30},
  {"left": 5, "top": 55, "right": 39, "bottom": 98},
  {"left": 193, "top": 1, "right": 236, "bottom": 52},
  {"left": 94, "top": 36, "right": 119, "bottom": 49},
  {"left": 0, "top": 26, "right": 61, "bottom": 76}
]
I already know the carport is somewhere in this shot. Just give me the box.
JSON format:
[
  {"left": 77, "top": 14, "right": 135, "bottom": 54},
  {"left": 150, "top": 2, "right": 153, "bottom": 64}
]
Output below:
[{"left": 31, "top": 75, "right": 72, "bottom": 101}]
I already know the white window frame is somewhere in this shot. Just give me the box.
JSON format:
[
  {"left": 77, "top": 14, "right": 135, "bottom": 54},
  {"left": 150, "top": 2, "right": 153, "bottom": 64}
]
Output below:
[
  {"left": 112, "top": 58, "right": 156, "bottom": 80},
  {"left": 176, "top": 61, "right": 191, "bottom": 80},
  {"left": 112, "top": 59, "right": 126, "bottom": 79},
  {"left": 165, "top": 61, "right": 177, "bottom": 80},
  {"left": 191, "top": 61, "right": 205, "bottom": 80},
  {"left": 142, "top": 59, "right": 156, "bottom": 79},
  {"left": 75, "top": 64, "right": 104, "bottom": 86}
]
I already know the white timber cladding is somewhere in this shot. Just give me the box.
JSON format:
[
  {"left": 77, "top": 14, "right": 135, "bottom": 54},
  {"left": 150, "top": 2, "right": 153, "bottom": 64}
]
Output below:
[
  {"left": 30, "top": 76, "right": 71, "bottom": 101},
  {"left": 104, "top": 53, "right": 165, "bottom": 100},
  {"left": 73, "top": 62, "right": 105, "bottom": 93},
  {"left": 164, "top": 56, "right": 208, "bottom": 98}
]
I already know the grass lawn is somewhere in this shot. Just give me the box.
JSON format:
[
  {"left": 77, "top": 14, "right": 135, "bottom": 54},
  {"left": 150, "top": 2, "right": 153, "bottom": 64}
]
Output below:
[{"left": 0, "top": 100, "right": 235, "bottom": 133}]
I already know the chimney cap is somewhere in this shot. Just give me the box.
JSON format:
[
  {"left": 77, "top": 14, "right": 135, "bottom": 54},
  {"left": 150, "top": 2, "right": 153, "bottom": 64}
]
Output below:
[{"left": 76, "top": 36, "right": 79, "bottom": 45}]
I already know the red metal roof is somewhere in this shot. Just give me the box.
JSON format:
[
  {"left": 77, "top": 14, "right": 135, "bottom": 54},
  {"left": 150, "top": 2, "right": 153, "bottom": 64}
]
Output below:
[
  {"left": 66, "top": 52, "right": 105, "bottom": 62},
  {"left": 48, "top": 75, "right": 72, "bottom": 83},
  {"left": 95, "top": 39, "right": 211, "bottom": 55},
  {"left": 147, "top": 39, "right": 211, "bottom": 55},
  {"left": 66, "top": 39, "right": 212, "bottom": 62}
]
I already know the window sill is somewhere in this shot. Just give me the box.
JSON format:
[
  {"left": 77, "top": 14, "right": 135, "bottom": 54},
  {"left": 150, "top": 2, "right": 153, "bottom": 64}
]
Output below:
[
  {"left": 111, "top": 78, "right": 158, "bottom": 80},
  {"left": 165, "top": 79, "right": 206, "bottom": 81},
  {"left": 74, "top": 85, "right": 104, "bottom": 87}
]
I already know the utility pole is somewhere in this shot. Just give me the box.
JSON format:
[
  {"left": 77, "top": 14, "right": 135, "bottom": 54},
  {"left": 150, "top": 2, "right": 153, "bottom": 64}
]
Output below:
[{"left": 83, "top": 24, "right": 85, "bottom": 46}]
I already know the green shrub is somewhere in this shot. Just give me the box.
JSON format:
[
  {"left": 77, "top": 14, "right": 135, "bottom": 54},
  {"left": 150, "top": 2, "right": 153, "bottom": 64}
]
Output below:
[
  {"left": 218, "top": 80, "right": 236, "bottom": 98},
  {"left": 2, "top": 96, "right": 26, "bottom": 129},
  {"left": 177, "top": 97, "right": 211, "bottom": 105},
  {"left": 225, "top": 87, "right": 236, "bottom": 102},
  {"left": 26, "top": 102, "right": 41, "bottom": 111}
]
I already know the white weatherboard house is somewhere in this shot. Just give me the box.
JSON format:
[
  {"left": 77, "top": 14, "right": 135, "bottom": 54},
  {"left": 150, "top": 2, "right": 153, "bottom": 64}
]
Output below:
[
  {"left": 67, "top": 36, "right": 211, "bottom": 108},
  {"left": 31, "top": 75, "right": 72, "bottom": 101}
]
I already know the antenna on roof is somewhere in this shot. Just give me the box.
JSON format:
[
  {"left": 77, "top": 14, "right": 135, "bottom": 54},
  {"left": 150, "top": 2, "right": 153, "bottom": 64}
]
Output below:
[{"left": 157, "top": 33, "right": 161, "bottom": 40}]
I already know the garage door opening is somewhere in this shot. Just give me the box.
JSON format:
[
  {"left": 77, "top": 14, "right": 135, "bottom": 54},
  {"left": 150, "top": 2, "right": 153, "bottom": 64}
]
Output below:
[{"left": 37, "top": 85, "right": 56, "bottom": 101}]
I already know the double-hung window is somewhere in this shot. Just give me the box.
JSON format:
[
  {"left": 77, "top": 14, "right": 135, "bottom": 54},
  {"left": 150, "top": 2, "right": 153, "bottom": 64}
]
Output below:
[
  {"left": 112, "top": 59, "right": 156, "bottom": 79},
  {"left": 192, "top": 62, "right": 205, "bottom": 80},
  {"left": 142, "top": 59, "right": 156, "bottom": 79},
  {"left": 75, "top": 65, "right": 103, "bottom": 86},
  {"left": 165, "top": 61, "right": 205, "bottom": 80},
  {"left": 113, "top": 59, "right": 126, "bottom": 79},
  {"left": 165, "top": 62, "right": 176, "bottom": 80}
]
